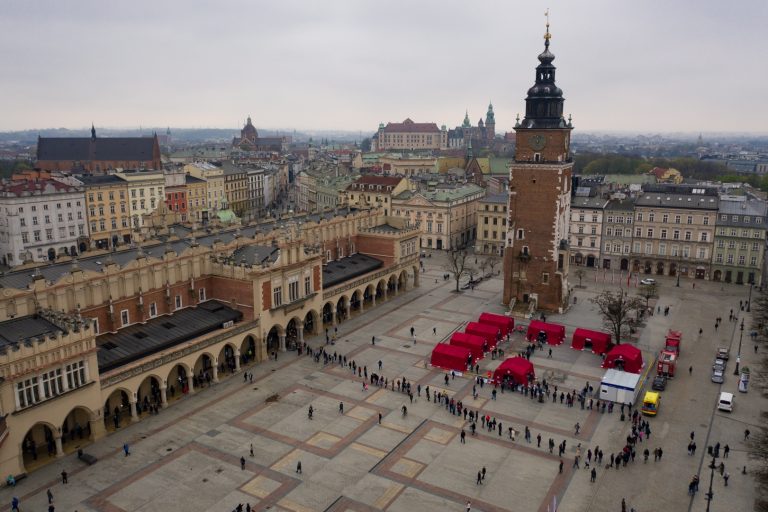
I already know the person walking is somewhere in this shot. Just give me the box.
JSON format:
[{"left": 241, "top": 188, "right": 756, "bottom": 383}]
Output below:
[
  {"left": 574, "top": 422, "right": 580, "bottom": 435},
  {"left": 61, "top": 470, "right": 68, "bottom": 484},
  {"left": 339, "top": 402, "right": 344, "bottom": 414},
  {"left": 476, "top": 471, "right": 482, "bottom": 485},
  {"left": 559, "top": 459, "right": 563, "bottom": 474},
  {"left": 123, "top": 442, "right": 130, "bottom": 456},
  {"left": 724, "top": 444, "right": 730, "bottom": 458},
  {"left": 745, "top": 429, "right": 751, "bottom": 440},
  {"left": 250, "top": 443, "right": 254, "bottom": 457},
  {"left": 590, "top": 467, "right": 597, "bottom": 482},
  {"left": 724, "top": 471, "right": 730, "bottom": 486},
  {"left": 47, "top": 488, "right": 54, "bottom": 504},
  {"left": 481, "top": 466, "right": 486, "bottom": 481},
  {"left": 240, "top": 456, "right": 246, "bottom": 470},
  {"left": 296, "top": 461, "right": 302, "bottom": 474},
  {"left": 460, "top": 429, "right": 466, "bottom": 444},
  {"left": 466, "top": 500, "right": 472, "bottom": 511}
]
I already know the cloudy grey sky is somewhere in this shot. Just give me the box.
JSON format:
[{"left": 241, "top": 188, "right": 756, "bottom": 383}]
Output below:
[{"left": 1, "top": 0, "right": 765, "bottom": 133}]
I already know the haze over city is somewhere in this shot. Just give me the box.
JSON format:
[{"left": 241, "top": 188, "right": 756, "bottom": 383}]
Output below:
[{"left": 2, "top": 0, "right": 767, "bottom": 133}]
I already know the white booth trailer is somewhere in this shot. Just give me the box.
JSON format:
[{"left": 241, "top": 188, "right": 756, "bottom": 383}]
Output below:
[{"left": 599, "top": 369, "right": 641, "bottom": 405}]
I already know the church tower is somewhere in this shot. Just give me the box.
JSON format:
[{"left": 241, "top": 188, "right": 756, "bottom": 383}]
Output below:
[
  {"left": 485, "top": 102, "right": 496, "bottom": 142},
  {"left": 502, "top": 14, "right": 573, "bottom": 312}
]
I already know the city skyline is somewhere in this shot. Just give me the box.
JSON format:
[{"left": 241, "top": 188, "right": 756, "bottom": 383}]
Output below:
[{"left": 1, "top": 0, "right": 766, "bottom": 133}]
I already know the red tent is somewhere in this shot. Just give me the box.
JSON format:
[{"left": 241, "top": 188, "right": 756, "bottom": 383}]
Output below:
[
  {"left": 493, "top": 357, "right": 535, "bottom": 386},
  {"left": 602, "top": 344, "right": 644, "bottom": 373},
  {"left": 430, "top": 344, "right": 471, "bottom": 372},
  {"left": 571, "top": 328, "right": 612, "bottom": 354},
  {"left": 526, "top": 320, "right": 566, "bottom": 345},
  {"left": 465, "top": 322, "right": 498, "bottom": 349},
  {"left": 450, "top": 332, "right": 485, "bottom": 362},
  {"left": 478, "top": 312, "right": 514, "bottom": 336}
]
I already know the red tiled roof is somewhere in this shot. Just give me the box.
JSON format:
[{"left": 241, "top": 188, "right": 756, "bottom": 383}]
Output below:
[
  {"left": 649, "top": 167, "right": 669, "bottom": 178},
  {"left": 381, "top": 118, "right": 441, "bottom": 134},
  {"left": 0, "top": 179, "right": 79, "bottom": 196}
]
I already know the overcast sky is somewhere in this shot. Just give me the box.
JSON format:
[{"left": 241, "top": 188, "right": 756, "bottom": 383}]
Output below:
[{"left": 1, "top": 0, "right": 765, "bottom": 134}]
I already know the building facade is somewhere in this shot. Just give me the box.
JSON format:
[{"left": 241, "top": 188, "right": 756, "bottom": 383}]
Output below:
[
  {"left": 223, "top": 166, "right": 249, "bottom": 216},
  {"left": 475, "top": 192, "right": 508, "bottom": 256},
  {"left": 632, "top": 185, "right": 718, "bottom": 279},
  {"left": 373, "top": 119, "right": 448, "bottom": 151},
  {"left": 392, "top": 184, "right": 484, "bottom": 250},
  {"left": 78, "top": 175, "right": 131, "bottom": 249},
  {"left": 503, "top": 23, "right": 572, "bottom": 312},
  {"left": 569, "top": 197, "right": 608, "bottom": 267},
  {"left": 0, "top": 180, "right": 89, "bottom": 266},
  {"left": 185, "top": 163, "right": 226, "bottom": 213},
  {"left": 115, "top": 170, "right": 165, "bottom": 230},
  {"left": 712, "top": 197, "right": 767, "bottom": 285},
  {"left": 185, "top": 175, "right": 209, "bottom": 223},
  {"left": 344, "top": 176, "right": 410, "bottom": 217},
  {"left": 599, "top": 199, "right": 635, "bottom": 270}
]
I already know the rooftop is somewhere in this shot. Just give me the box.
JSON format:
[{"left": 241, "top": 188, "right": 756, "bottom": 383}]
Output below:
[
  {"left": 380, "top": 119, "right": 441, "bottom": 134},
  {"left": 0, "top": 314, "right": 60, "bottom": 349},
  {"left": 571, "top": 197, "right": 609, "bottom": 209},
  {"left": 480, "top": 192, "right": 509, "bottom": 204},
  {"left": 635, "top": 192, "right": 719, "bottom": 210},
  {"left": 37, "top": 135, "right": 158, "bottom": 162},
  {"left": 322, "top": 253, "right": 383, "bottom": 288},
  {"left": 96, "top": 300, "right": 242, "bottom": 372}
]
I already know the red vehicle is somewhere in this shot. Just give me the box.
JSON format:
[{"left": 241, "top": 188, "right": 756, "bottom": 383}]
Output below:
[
  {"left": 657, "top": 350, "right": 678, "bottom": 378},
  {"left": 665, "top": 330, "right": 682, "bottom": 355}
]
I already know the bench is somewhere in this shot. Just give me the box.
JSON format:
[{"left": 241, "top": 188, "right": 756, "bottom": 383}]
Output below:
[
  {"left": 5, "top": 473, "right": 26, "bottom": 487},
  {"left": 77, "top": 449, "right": 97, "bottom": 465}
]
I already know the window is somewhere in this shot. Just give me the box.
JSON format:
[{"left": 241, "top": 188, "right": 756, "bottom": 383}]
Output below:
[
  {"left": 738, "top": 255, "right": 746, "bottom": 265},
  {"left": 646, "top": 228, "right": 653, "bottom": 238},
  {"left": 700, "top": 232, "right": 708, "bottom": 242},
  {"left": 305, "top": 276, "right": 312, "bottom": 295},
  {"left": 698, "top": 248, "right": 707, "bottom": 259},
  {"left": 32, "top": 216, "right": 38, "bottom": 225},
  {"left": 591, "top": 226, "right": 597, "bottom": 235},
  {"left": 199, "top": 288, "right": 206, "bottom": 301},
  {"left": 644, "top": 243, "right": 652, "bottom": 255},
  {"left": 720, "top": 214, "right": 727, "bottom": 221},
  {"left": 742, "top": 230, "right": 749, "bottom": 237},
  {"left": 636, "top": 213, "right": 643, "bottom": 221},
  {"left": 175, "top": 295, "right": 182, "bottom": 310},
  {"left": 33, "top": 230, "right": 41, "bottom": 242},
  {"left": 728, "top": 241, "right": 735, "bottom": 249},
  {"left": 45, "top": 229, "right": 53, "bottom": 240},
  {"left": 687, "top": 216, "right": 693, "bottom": 224},
  {"left": 41, "top": 368, "right": 63, "bottom": 398},
  {"left": 57, "top": 213, "right": 63, "bottom": 222},
  {"left": 149, "top": 302, "right": 157, "bottom": 318},
  {"left": 703, "top": 216, "right": 710, "bottom": 225},
  {"left": 753, "top": 242, "right": 760, "bottom": 251},
  {"left": 605, "top": 242, "right": 611, "bottom": 252},
  {"left": 755, "top": 231, "right": 762, "bottom": 238},
  {"left": 662, "top": 214, "right": 668, "bottom": 223},
  {"left": 589, "top": 238, "right": 596, "bottom": 248},
  {"left": 661, "top": 229, "right": 667, "bottom": 239},
  {"left": 757, "top": 217, "right": 763, "bottom": 224},
  {"left": 577, "top": 238, "right": 583, "bottom": 247},
  {"left": 717, "top": 240, "right": 725, "bottom": 248},
  {"left": 675, "top": 215, "right": 681, "bottom": 224},
  {"left": 542, "top": 273, "right": 549, "bottom": 284},
  {"left": 671, "top": 245, "right": 679, "bottom": 257},
  {"left": 684, "top": 231, "right": 692, "bottom": 241},
  {"left": 740, "top": 242, "right": 747, "bottom": 250},
  {"left": 683, "top": 246, "right": 690, "bottom": 258},
  {"left": 659, "top": 243, "right": 666, "bottom": 256},
  {"left": 17, "top": 377, "right": 40, "bottom": 408},
  {"left": 727, "top": 254, "right": 734, "bottom": 264},
  {"left": 288, "top": 277, "right": 299, "bottom": 302},
  {"left": 65, "top": 361, "right": 86, "bottom": 389},
  {"left": 120, "top": 309, "right": 129, "bottom": 326},
  {"left": 517, "top": 229, "right": 524, "bottom": 240},
  {"left": 633, "top": 242, "right": 641, "bottom": 253},
  {"left": 273, "top": 286, "right": 282, "bottom": 307},
  {"left": 592, "top": 215, "right": 598, "bottom": 223},
  {"left": 649, "top": 213, "right": 655, "bottom": 222},
  {"left": 751, "top": 256, "right": 757, "bottom": 266},
  {"left": 715, "top": 253, "right": 723, "bottom": 263},
  {"left": 635, "top": 227, "right": 641, "bottom": 237}
]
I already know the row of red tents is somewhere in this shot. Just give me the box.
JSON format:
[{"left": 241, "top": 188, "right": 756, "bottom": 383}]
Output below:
[{"left": 431, "top": 312, "right": 514, "bottom": 373}]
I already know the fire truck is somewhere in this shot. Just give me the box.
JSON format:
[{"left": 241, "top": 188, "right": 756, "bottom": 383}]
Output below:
[
  {"left": 657, "top": 350, "right": 678, "bottom": 378},
  {"left": 664, "top": 330, "right": 682, "bottom": 356}
]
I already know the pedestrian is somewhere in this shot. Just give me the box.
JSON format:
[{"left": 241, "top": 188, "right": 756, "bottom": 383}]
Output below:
[
  {"left": 250, "top": 443, "right": 254, "bottom": 457},
  {"left": 433, "top": 327, "right": 437, "bottom": 335},
  {"left": 372, "top": 335, "right": 375, "bottom": 345},
  {"left": 590, "top": 467, "right": 597, "bottom": 482},
  {"left": 296, "top": 461, "right": 302, "bottom": 474},
  {"left": 476, "top": 471, "right": 482, "bottom": 485},
  {"left": 689, "top": 366, "right": 693, "bottom": 375},
  {"left": 548, "top": 348, "right": 552, "bottom": 358},
  {"left": 537, "top": 434, "right": 542, "bottom": 447},
  {"left": 559, "top": 459, "right": 563, "bottom": 473},
  {"left": 466, "top": 500, "right": 472, "bottom": 511},
  {"left": 61, "top": 470, "right": 68, "bottom": 484},
  {"left": 461, "top": 429, "right": 466, "bottom": 444},
  {"left": 621, "top": 498, "right": 627, "bottom": 512},
  {"left": 47, "top": 488, "right": 53, "bottom": 504},
  {"left": 481, "top": 466, "right": 486, "bottom": 480},
  {"left": 574, "top": 422, "right": 580, "bottom": 435},
  {"left": 339, "top": 402, "right": 344, "bottom": 414},
  {"left": 724, "top": 472, "right": 730, "bottom": 486},
  {"left": 11, "top": 497, "right": 19, "bottom": 512},
  {"left": 49, "top": 505, "right": 55, "bottom": 512},
  {"left": 745, "top": 429, "right": 751, "bottom": 440},
  {"left": 724, "top": 444, "right": 730, "bottom": 458},
  {"left": 123, "top": 442, "right": 130, "bottom": 456},
  {"left": 378, "top": 412, "right": 382, "bottom": 424}
]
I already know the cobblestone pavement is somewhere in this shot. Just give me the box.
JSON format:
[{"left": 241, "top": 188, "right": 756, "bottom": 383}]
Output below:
[{"left": 0, "top": 254, "right": 760, "bottom": 512}]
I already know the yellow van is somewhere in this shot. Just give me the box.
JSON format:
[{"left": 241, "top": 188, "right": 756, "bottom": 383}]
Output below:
[{"left": 641, "top": 391, "right": 660, "bottom": 416}]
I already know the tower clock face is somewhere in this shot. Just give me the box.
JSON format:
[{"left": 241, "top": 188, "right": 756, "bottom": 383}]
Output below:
[{"left": 529, "top": 134, "right": 547, "bottom": 151}]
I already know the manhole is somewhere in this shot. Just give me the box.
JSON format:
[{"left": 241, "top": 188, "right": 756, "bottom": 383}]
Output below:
[{"left": 266, "top": 394, "right": 280, "bottom": 403}]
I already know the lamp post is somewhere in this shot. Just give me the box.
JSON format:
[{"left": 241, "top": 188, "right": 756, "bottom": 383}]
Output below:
[
  {"left": 676, "top": 265, "right": 680, "bottom": 287},
  {"left": 705, "top": 445, "right": 720, "bottom": 512},
  {"left": 734, "top": 319, "right": 744, "bottom": 375},
  {"left": 747, "top": 283, "right": 753, "bottom": 312}
]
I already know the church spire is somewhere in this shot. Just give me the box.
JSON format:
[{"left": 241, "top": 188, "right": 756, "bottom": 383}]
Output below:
[{"left": 91, "top": 123, "right": 96, "bottom": 139}]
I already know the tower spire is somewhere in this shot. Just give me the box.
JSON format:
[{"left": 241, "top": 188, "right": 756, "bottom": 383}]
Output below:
[{"left": 544, "top": 8, "right": 551, "bottom": 50}]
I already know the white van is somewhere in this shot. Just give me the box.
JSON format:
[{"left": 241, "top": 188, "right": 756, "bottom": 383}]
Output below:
[{"left": 718, "top": 392, "right": 734, "bottom": 412}]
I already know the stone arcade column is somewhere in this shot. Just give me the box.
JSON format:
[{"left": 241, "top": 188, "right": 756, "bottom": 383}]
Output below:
[
  {"left": 129, "top": 398, "right": 139, "bottom": 422},
  {"left": 160, "top": 384, "right": 168, "bottom": 408},
  {"left": 212, "top": 365, "right": 219, "bottom": 383},
  {"left": 90, "top": 412, "right": 107, "bottom": 441},
  {"left": 235, "top": 349, "right": 241, "bottom": 371},
  {"left": 279, "top": 334, "right": 286, "bottom": 352},
  {"left": 54, "top": 435, "right": 64, "bottom": 457},
  {"left": 413, "top": 269, "right": 420, "bottom": 287},
  {"left": 187, "top": 375, "right": 195, "bottom": 395},
  {"left": 298, "top": 326, "right": 304, "bottom": 343}
]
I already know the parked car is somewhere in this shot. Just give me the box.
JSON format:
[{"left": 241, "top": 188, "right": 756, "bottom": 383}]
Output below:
[
  {"left": 640, "top": 278, "right": 656, "bottom": 285},
  {"left": 713, "top": 358, "right": 727, "bottom": 372},
  {"left": 716, "top": 347, "right": 730, "bottom": 361},
  {"left": 652, "top": 375, "right": 667, "bottom": 391},
  {"left": 711, "top": 368, "right": 724, "bottom": 384}
]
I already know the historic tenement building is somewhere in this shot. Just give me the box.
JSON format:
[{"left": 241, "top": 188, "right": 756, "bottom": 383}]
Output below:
[
  {"left": 475, "top": 192, "right": 508, "bottom": 256},
  {"left": 568, "top": 197, "right": 608, "bottom": 267},
  {"left": 503, "top": 21, "right": 572, "bottom": 312},
  {"left": 0, "top": 207, "right": 420, "bottom": 478},
  {"left": 36, "top": 126, "right": 162, "bottom": 173},
  {"left": 632, "top": 185, "right": 718, "bottom": 279},
  {"left": 712, "top": 197, "right": 767, "bottom": 285},
  {"left": 599, "top": 198, "right": 635, "bottom": 270},
  {"left": 373, "top": 119, "right": 448, "bottom": 151}
]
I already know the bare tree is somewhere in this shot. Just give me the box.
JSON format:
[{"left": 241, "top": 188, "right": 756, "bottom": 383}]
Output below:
[
  {"left": 574, "top": 268, "right": 587, "bottom": 287},
  {"left": 638, "top": 283, "right": 658, "bottom": 310},
  {"left": 445, "top": 249, "right": 472, "bottom": 292},
  {"left": 486, "top": 254, "right": 501, "bottom": 275},
  {"left": 478, "top": 258, "right": 489, "bottom": 278},
  {"left": 590, "top": 289, "right": 644, "bottom": 345}
]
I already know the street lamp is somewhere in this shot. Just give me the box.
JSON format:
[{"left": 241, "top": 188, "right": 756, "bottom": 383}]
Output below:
[
  {"left": 747, "top": 283, "right": 753, "bottom": 312},
  {"left": 734, "top": 319, "right": 744, "bottom": 375}
]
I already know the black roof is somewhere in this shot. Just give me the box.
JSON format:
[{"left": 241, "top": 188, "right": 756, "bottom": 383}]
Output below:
[
  {"left": 0, "top": 315, "right": 60, "bottom": 349},
  {"left": 37, "top": 136, "right": 157, "bottom": 162},
  {"left": 322, "top": 253, "right": 383, "bottom": 288},
  {"left": 96, "top": 300, "right": 242, "bottom": 372}
]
